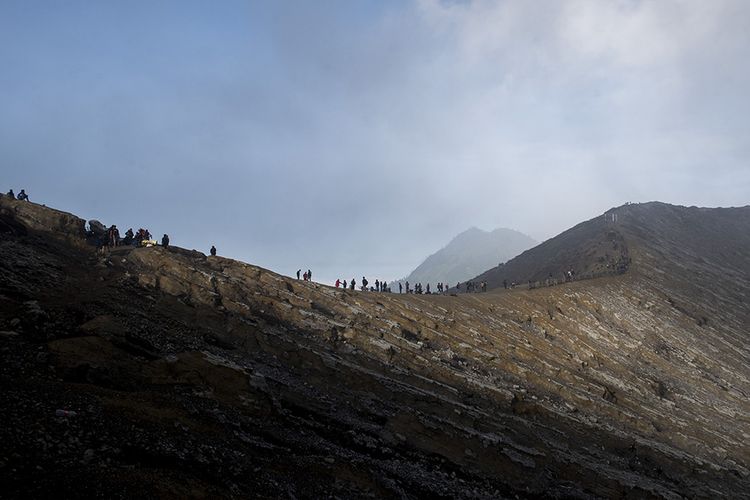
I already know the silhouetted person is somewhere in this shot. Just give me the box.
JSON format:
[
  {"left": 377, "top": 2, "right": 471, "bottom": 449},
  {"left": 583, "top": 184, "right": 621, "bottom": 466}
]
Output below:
[
  {"left": 6, "top": 189, "right": 15, "bottom": 198},
  {"left": 162, "top": 234, "right": 169, "bottom": 248},
  {"left": 398, "top": 282, "right": 403, "bottom": 293},
  {"left": 297, "top": 269, "right": 301, "bottom": 279},
  {"left": 307, "top": 269, "right": 312, "bottom": 281},
  {"left": 503, "top": 279, "right": 508, "bottom": 289},
  {"left": 108, "top": 225, "right": 119, "bottom": 247},
  {"left": 350, "top": 279, "right": 355, "bottom": 290},
  {"left": 17, "top": 189, "right": 28, "bottom": 201},
  {"left": 210, "top": 245, "right": 217, "bottom": 256},
  {"left": 123, "top": 228, "right": 134, "bottom": 246}
]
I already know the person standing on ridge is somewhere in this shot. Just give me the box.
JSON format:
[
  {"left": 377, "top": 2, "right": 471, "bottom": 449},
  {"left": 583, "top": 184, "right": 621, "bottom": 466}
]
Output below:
[
  {"left": 350, "top": 278, "right": 356, "bottom": 290},
  {"left": 307, "top": 269, "right": 312, "bottom": 281},
  {"left": 108, "top": 225, "right": 119, "bottom": 247},
  {"left": 398, "top": 282, "right": 402, "bottom": 294},
  {"left": 297, "top": 269, "right": 301, "bottom": 280},
  {"left": 161, "top": 234, "right": 169, "bottom": 248},
  {"left": 210, "top": 245, "right": 217, "bottom": 256}
]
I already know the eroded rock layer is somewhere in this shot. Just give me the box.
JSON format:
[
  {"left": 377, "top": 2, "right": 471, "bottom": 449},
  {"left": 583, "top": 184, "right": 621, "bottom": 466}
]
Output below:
[{"left": 1, "top": 196, "right": 748, "bottom": 499}]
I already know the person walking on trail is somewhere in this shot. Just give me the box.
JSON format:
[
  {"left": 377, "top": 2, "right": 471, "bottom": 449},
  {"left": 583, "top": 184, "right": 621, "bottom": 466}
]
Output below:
[
  {"left": 335, "top": 278, "right": 340, "bottom": 288},
  {"left": 16, "top": 189, "right": 29, "bottom": 201},
  {"left": 297, "top": 269, "right": 301, "bottom": 280},
  {"left": 210, "top": 245, "right": 217, "bottom": 256},
  {"left": 161, "top": 234, "right": 169, "bottom": 248}
]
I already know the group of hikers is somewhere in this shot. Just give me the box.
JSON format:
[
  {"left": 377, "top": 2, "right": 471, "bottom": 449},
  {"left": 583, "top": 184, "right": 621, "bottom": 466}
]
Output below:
[
  {"left": 400, "top": 281, "right": 452, "bottom": 294},
  {"left": 89, "top": 221, "right": 217, "bottom": 258},
  {"left": 93, "top": 224, "right": 162, "bottom": 250},
  {"left": 4, "top": 188, "right": 29, "bottom": 201},
  {"left": 456, "top": 281, "right": 488, "bottom": 293},
  {"left": 8, "top": 188, "right": 603, "bottom": 295},
  {"left": 334, "top": 277, "right": 392, "bottom": 292}
]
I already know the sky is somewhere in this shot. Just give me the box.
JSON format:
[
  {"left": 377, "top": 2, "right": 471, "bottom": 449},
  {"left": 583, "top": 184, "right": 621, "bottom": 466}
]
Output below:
[{"left": 2, "top": 0, "right": 749, "bottom": 285}]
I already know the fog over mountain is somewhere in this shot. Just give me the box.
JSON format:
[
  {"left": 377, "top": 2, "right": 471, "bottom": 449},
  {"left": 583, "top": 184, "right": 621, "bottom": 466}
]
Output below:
[
  {"left": 2, "top": 1, "right": 749, "bottom": 284},
  {"left": 396, "top": 227, "right": 536, "bottom": 287}
]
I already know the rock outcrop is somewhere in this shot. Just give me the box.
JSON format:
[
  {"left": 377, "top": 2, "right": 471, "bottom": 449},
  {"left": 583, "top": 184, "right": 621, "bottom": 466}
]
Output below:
[{"left": 1, "top": 196, "right": 749, "bottom": 498}]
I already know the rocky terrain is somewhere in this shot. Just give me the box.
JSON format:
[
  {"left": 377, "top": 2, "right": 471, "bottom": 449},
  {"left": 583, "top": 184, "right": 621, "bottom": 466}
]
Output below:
[
  {"left": 1, "top": 196, "right": 749, "bottom": 499},
  {"left": 397, "top": 227, "right": 536, "bottom": 288}
]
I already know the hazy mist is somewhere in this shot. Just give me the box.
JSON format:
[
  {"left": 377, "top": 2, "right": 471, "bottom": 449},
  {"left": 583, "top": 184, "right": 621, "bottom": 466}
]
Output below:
[{"left": 2, "top": 0, "right": 748, "bottom": 284}]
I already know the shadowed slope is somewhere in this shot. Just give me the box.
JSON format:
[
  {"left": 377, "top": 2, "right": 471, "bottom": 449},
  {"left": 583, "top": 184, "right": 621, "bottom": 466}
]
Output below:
[{"left": 1, "top": 196, "right": 749, "bottom": 498}]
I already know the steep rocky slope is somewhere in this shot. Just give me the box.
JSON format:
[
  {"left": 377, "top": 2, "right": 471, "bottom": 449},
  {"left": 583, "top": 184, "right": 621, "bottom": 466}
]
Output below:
[
  {"left": 1, "top": 196, "right": 749, "bottom": 499},
  {"left": 397, "top": 227, "right": 536, "bottom": 287}
]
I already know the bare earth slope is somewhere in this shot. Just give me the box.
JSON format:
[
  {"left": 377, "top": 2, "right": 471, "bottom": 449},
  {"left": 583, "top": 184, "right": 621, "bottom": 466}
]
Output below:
[{"left": 1, "top": 197, "right": 749, "bottom": 499}]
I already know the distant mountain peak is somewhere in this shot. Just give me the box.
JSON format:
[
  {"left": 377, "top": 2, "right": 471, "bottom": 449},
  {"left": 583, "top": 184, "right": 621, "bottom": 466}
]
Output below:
[{"left": 397, "top": 226, "right": 537, "bottom": 286}]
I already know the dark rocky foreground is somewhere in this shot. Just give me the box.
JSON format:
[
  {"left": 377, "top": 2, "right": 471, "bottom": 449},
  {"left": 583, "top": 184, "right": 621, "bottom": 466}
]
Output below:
[{"left": 1, "top": 196, "right": 749, "bottom": 499}]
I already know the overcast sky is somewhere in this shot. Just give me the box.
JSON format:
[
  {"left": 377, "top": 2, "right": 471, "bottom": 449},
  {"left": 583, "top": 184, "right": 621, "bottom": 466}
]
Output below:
[{"left": 2, "top": 0, "right": 749, "bottom": 284}]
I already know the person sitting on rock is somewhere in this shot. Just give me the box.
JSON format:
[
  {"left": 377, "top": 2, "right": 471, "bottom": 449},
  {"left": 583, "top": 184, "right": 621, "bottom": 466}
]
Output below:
[
  {"left": 161, "top": 234, "right": 169, "bottom": 248},
  {"left": 16, "top": 189, "right": 28, "bottom": 201},
  {"left": 6, "top": 189, "right": 14, "bottom": 198},
  {"left": 210, "top": 245, "right": 217, "bottom": 256}
]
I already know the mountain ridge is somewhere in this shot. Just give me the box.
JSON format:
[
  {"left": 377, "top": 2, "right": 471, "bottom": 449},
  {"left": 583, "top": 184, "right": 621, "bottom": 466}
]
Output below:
[{"left": 1, "top": 195, "right": 749, "bottom": 498}]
